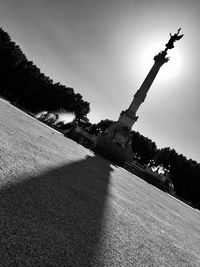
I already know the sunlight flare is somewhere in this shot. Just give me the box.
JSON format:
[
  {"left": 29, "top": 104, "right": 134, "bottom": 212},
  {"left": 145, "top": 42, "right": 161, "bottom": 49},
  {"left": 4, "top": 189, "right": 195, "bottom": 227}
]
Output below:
[
  {"left": 57, "top": 112, "right": 76, "bottom": 124},
  {"left": 138, "top": 40, "right": 183, "bottom": 82}
]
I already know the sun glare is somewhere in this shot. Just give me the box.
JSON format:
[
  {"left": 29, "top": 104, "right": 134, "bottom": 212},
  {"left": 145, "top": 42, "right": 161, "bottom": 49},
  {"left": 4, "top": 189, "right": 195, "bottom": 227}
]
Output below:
[
  {"left": 158, "top": 48, "right": 183, "bottom": 82},
  {"left": 138, "top": 40, "right": 183, "bottom": 82},
  {"left": 58, "top": 113, "right": 75, "bottom": 124}
]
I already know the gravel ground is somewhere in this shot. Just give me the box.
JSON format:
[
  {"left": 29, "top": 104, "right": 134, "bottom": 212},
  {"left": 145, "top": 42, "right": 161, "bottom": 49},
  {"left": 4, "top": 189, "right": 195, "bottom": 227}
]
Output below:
[{"left": 0, "top": 98, "right": 200, "bottom": 267}]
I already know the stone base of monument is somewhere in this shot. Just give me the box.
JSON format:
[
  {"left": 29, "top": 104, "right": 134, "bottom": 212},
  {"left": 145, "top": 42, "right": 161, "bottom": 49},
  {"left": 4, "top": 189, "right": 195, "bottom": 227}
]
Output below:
[{"left": 94, "top": 134, "right": 133, "bottom": 166}]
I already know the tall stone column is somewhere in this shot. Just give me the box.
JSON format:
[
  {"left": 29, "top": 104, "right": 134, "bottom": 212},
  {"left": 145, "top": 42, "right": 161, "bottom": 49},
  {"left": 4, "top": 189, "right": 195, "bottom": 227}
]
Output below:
[
  {"left": 117, "top": 51, "right": 169, "bottom": 129},
  {"left": 102, "top": 51, "right": 169, "bottom": 154}
]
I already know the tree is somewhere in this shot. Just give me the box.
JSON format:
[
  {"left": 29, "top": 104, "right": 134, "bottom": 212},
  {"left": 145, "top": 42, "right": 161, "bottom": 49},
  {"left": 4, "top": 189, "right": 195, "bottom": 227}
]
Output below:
[
  {"left": 152, "top": 147, "right": 200, "bottom": 208},
  {"left": 131, "top": 131, "right": 157, "bottom": 165},
  {"left": 85, "top": 119, "right": 115, "bottom": 135},
  {"left": 0, "top": 27, "right": 90, "bottom": 117},
  {"left": 96, "top": 119, "right": 115, "bottom": 133}
]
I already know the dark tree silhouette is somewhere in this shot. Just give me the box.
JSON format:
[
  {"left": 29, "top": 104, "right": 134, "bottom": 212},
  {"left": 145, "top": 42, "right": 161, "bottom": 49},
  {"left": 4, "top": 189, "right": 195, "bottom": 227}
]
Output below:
[
  {"left": 96, "top": 119, "right": 115, "bottom": 133},
  {"left": 86, "top": 119, "right": 115, "bottom": 135},
  {"left": 153, "top": 147, "right": 200, "bottom": 208},
  {"left": 0, "top": 27, "right": 90, "bottom": 118},
  {"left": 131, "top": 131, "right": 157, "bottom": 166}
]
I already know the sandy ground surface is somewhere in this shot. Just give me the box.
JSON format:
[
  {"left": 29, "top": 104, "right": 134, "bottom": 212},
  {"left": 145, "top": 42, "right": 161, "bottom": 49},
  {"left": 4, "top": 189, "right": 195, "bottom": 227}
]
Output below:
[{"left": 0, "top": 98, "right": 200, "bottom": 267}]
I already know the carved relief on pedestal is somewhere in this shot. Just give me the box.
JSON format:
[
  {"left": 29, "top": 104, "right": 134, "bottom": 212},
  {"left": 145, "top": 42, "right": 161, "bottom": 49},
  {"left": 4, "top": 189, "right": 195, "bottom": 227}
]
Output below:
[{"left": 104, "top": 123, "right": 132, "bottom": 149}]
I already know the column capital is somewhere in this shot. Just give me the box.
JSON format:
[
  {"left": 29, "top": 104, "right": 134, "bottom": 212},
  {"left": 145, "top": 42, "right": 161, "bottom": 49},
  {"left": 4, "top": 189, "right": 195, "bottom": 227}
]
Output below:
[{"left": 154, "top": 51, "right": 169, "bottom": 66}]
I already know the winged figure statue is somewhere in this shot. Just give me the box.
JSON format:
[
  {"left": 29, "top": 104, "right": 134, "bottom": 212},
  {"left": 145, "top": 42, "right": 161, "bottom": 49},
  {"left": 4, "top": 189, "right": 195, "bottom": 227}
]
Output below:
[{"left": 165, "top": 28, "right": 184, "bottom": 51}]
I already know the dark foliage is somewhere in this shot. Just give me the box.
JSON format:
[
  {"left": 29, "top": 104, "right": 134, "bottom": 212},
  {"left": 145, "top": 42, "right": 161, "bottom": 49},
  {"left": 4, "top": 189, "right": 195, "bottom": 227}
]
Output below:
[
  {"left": 153, "top": 147, "right": 200, "bottom": 208},
  {"left": 84, "top": 119, "right": 115, "bottom": 135},
  {"left": 131, "top": 131, "right": 157, "bottom": 166},
  {"left": 129, "top": 132, "right": 200, "bottom": 208},
  {"left": 0, "top": 28, "right": 90, "bottom": 119}
]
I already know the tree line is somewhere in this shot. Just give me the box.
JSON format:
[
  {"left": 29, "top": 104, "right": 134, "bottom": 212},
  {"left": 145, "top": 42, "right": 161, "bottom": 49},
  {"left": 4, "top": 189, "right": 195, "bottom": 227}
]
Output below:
[{"left": 0, "top": 27, "right": 90, "bottom": 119}]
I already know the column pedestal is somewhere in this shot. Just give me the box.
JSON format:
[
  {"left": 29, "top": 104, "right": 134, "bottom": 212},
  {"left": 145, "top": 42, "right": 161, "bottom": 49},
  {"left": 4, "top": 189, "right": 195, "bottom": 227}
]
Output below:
[
  {"left": 95, "top": 134, "right": 133, "bottom": 165},
  {"left": 95, "top": 112, "right": 136, "bottom": 165},
  {"left": 118, "top": 110, "right": 138, "bottom": 128}
]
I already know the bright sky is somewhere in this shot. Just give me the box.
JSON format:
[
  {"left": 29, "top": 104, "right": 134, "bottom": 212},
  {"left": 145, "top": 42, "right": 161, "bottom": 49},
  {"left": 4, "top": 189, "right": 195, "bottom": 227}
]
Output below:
[{"left": 0, "top": 0, "right": 200, "bottom": 162}]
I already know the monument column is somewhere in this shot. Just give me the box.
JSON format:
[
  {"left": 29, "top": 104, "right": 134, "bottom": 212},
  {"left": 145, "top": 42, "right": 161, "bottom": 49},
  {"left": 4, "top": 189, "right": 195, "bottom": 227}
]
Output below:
[
  {"left": 95, "top": 29, "right": 183, "bottom": 165},
  {"left": 117, "top": 51, "right": 169, "bottom": 129}
]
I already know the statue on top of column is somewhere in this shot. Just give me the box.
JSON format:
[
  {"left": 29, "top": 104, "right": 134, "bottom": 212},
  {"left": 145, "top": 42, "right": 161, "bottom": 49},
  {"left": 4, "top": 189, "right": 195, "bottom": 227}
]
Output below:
[{"left": 165, "top": 28, "right": 184, "bottom": 51}]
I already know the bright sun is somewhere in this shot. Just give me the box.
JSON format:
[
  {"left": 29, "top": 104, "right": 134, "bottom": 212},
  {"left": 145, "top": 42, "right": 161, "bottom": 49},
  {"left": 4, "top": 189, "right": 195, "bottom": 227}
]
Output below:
[
  {"left": 139, "top": 40, "right": 183, "bottom": 82},
  {"left": 157, "top": 48, "right": 183, "bottom": 82},
  {"left": 128, "top": 37, "right": 183, "bottom": 82}
]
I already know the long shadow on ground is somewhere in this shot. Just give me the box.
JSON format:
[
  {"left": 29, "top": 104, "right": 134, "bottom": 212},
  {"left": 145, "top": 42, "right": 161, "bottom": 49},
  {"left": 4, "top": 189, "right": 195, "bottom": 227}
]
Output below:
[{"left": 0, "top": 155, "right": 113, "bottom": 266}]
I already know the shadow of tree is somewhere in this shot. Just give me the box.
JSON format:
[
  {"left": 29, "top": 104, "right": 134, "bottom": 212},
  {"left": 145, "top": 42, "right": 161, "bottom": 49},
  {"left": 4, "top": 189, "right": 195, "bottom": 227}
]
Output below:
[{"left": 0, "top": 155, "right": 113, "bottom": 266}]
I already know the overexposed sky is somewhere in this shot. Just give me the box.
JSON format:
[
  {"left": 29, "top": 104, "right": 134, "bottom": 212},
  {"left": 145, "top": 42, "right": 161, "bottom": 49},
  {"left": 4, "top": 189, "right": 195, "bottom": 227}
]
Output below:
[{"left": 0, "top": 0, "right": 200, "bottom": 162}]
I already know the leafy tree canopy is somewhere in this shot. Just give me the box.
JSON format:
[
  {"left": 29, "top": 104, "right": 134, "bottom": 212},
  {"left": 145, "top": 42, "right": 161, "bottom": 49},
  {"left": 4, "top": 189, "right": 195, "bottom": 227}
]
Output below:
[{"left": 0, "top": 27, "right": 90, "bottom": 119}]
